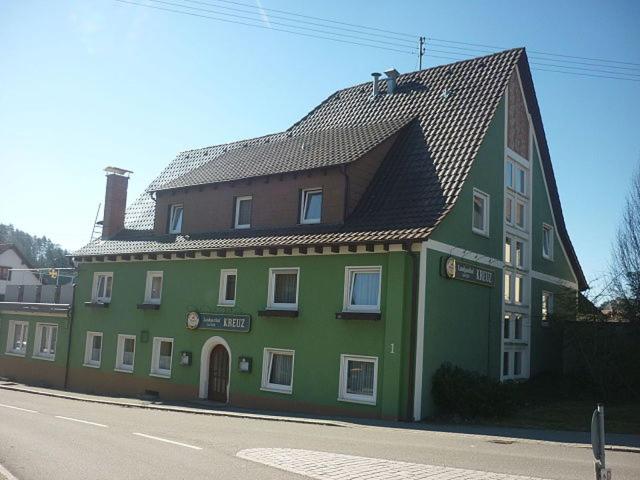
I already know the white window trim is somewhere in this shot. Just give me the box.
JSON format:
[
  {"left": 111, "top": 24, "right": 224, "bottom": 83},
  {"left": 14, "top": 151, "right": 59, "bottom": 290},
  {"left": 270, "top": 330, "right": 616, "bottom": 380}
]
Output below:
[
  {"left": 150, "top": 337, "right": 174, "bottom": 378},
  {"left": 92, "top": 272, "right": 113, "bottom": 303},
  {"left": 115, "top": 334, "right": 136, "bottom": 373},
  {"left": 338, "top": 354, "right": 378, "bottom": 405},
  {"left": 218, "top": 269, "right": 237, "bottom": 307},
  {"left": 144, "top": 271, "right": 163, "bottom": 304},
  {"left": 267, "top": 267, "right": 300, "bottom": 310},
  {"left": 472, "top": 188, "right": 490, "bottom": 237},
  {"left": 542, "top": 291, "right": 554, "bottom": 326},
  {"left": 300, "top": 188, "right": 322, "bottom": 224},
  {"left": 168, "top": 203, "right": 183, "bottom": 234},
  {"left": 542, "top": 223, "right": 554, "bottom": 260},
  {"left": 515, "top": 200, "right": 527, "bottom": 231},
  {"left": 343, "top": 266, "right": 382, "bottom": 313},
  {"left": 5, "top": 320, "right": 28, "bottom": 357},
  {"left": 33, "top": 323, "right": 58, "bottom": 361},
  {"left": 234, "top": 196, "right": 252, "bottom": 229},
  {"left": 83, "top": 331, "right": 103, "bottom": 368},
  {"left": 260, "top": 348, "right": 295, "bottom": 394}
]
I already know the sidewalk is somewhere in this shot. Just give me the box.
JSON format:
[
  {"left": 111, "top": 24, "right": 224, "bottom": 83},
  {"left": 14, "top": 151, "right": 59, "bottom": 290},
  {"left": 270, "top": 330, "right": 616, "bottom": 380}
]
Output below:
[{"left": 1, "top": 381, "right": 639, "bottom": 452}]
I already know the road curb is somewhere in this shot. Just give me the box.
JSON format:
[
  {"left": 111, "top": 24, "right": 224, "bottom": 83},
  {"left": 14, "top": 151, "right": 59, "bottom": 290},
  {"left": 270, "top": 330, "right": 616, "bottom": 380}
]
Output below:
[{"left": 0, "top": 384, "right": 349, "bottom": 428}]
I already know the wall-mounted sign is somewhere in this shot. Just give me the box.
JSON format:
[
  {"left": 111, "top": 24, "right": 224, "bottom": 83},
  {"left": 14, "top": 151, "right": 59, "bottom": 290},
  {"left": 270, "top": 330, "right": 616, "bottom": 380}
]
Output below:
[
  {"left": 186, "top": 311, "right": 251, "bottom": 332},
  {"left": 444, "top": 257, "right": 494, "bottom": 287}
]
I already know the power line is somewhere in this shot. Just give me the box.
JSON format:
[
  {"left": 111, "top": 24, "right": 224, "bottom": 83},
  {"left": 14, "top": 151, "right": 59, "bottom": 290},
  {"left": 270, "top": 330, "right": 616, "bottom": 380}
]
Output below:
[
  {"left": 143, "top": 0, "right": 417, "bottom": 50},
  {"left": 114, "top": 0, "right": 417, "bottom": 55}
]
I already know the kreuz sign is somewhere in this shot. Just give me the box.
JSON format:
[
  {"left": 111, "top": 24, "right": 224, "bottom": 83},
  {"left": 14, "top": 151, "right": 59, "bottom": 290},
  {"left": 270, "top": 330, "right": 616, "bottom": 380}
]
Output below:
[
  {"left": 186, "top": 311, "right": 251, "bottom": 332},
  {"left": 444, "top": 257, "right": 494, "bottom": 287}
]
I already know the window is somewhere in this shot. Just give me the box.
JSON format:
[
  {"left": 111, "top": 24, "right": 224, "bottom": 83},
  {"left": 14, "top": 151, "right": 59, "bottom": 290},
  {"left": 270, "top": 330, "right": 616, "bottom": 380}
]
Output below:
[
  {"left": 505, "top": 161, "right": 514, "bottom": 189},
  {"left": 5, "top": 320, "right": 28, "bottom": 356},
  {"left": 261, "top": 348, "right": 294, "bottom": 394},
  {"left": 505, "top": 197, "right": 513, "bottom": 225},
  {"left": 542, "top": 224, "right": 554, "bottom": 260},
  {"left": 339, "top": 354, "right": 378, "bottom": 405},
  {"left": 84, "top": 332, "right": 103, "bottom": 367},
  {"left": 515, "top": 275, "right": 524, "bottom": 304},
  {"left": 168, "top": 204, "right": 183, "bottom": 234},
  {"left": 542, "top": 291, "right": 554, "bottom": 326},
  {"left": 92, "top": 272, "right": 113, "bottom": 303},
  {"left": 151, "top": 337, "right": 173, "bottom": 377},
  {"left": 472, "top": 189, "right": 490, "bottom": 236},
  {"left": 33, "top": 324, "right": 58, "bottom": 360},
  {"left": 218, "top": 269, "right": 237, "bottom": 306},
  {"left": 144, "top": 271, "right": 163, "bottom": 304},
  {"left": 0, "top": 266, "right": 10, "bottom": 281},
  {"left": 515, "top": 240, "right": 525, "bottom": 269},
  {"left": 234, "top": 196, "right": 252, "bottom": 229},
  {"left": 504, "top": 273, "right": 512, "bottom": 302},
  {"left": 516, "top": 166, "right": 527, "bottom": 195},
  {"left": 267, "top": 268, "right": 299, "bottom": 310},
  {"left": 502, "top": 313, "right": 529, "bottom": 380},
  {"left": 115, "top": 334, "right": 136, "bottom": 373},
  {"left": 504, "top": 237, "right": 512, "bottom": 264},
  {"left": 300, "top": 188, "right": 322, "bottom": 224},
  {"left": 344, "top": 266, "right": 382, "bottom": 312},
  {"left": 515, "top": 201, "right": 526, "bottom": 229}
]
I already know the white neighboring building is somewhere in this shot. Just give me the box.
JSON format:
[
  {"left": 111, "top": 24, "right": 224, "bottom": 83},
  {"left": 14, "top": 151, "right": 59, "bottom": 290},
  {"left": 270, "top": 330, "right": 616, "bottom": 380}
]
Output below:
[{"left": 0, "top": 244, "right": 39, "bottom": 300}]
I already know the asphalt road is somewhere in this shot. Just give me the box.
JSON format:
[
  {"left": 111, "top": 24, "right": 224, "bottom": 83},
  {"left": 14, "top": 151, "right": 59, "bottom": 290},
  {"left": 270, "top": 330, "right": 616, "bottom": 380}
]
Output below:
[{"left": 0, "top": 389, "right": 638, "bottom": 480}]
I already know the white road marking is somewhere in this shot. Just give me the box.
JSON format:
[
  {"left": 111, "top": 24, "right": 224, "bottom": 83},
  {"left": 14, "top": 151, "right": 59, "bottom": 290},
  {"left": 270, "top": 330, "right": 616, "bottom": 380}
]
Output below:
[
  {"left": 0, "top": 403, "right": 38, "bottom": 414},
  {"left": 132, "top": 432, "right": 202, "bottom": 450},
  {"left": 54, "top": 415, "right": 108, "bottom": 428}
]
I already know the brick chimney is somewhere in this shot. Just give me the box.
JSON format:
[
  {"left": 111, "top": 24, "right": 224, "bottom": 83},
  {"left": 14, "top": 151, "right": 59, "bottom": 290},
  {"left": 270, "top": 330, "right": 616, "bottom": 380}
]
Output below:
[{"left": 102, "top": 167, "right": 132, "bottom": 239}]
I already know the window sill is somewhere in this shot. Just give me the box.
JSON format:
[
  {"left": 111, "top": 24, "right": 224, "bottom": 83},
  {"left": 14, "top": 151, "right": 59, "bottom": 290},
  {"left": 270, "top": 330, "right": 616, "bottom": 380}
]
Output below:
[
  {"left": 258, "top": 309, "right": 298, "bottom": 318},
  {"left": 149, "top": 372, "right": 171, "bottom": 379},
  {"left": 542, "top": 255, "right": 554, "bottom": 262},
  {"left": 260, "top": 386, "right": 293, "bottom": 395},
  {"left": 217, "top": 303, "right": 236, "bottom": 308},
  {"left": 85, "top": 301, "right": 110, "bottom": 308},
  {"left": 83, "top": 363, "right": 101, "bottom": 369},
  {"left": 4, "top": 351, "right": 26, "bottom": 358},
  {"left": 337, "top": 396, "right": 376, "bottom": 406},
  {"left": 335, "top": 311, "right": 381, "bottom": 321},
  {"left": 472, "top": 229, "right": 490, "bottom": 238},
  {"left": 137, "top": 303, "right": 161, "bottom": 310},
  {"left": 114, "top": 368, "right": 134, "bottom": 374},
  {"left": 32, "top": 354, "right": 55, "bottom": 362}
]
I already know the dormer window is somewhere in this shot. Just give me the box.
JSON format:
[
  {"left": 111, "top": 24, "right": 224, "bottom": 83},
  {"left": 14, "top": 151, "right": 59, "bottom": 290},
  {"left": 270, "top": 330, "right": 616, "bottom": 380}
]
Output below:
[
  {"left": 300, "top": 188, "right": 322, "bottom": 224},
  {"left": 234, "top": 196, "right": 252, "bottom": 229},
  {"left": 168, "top": 204, "right": 183, "bottom": 234}
]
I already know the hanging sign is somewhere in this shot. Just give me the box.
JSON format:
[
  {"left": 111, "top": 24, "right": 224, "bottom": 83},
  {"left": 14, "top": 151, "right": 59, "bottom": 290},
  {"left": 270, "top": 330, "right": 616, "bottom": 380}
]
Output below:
[
  {"left": 444, "top": 257, "right": 494, "bottom": 287},
  {"left": 186, "top": 311, "right": 251, "bottom": 332}
]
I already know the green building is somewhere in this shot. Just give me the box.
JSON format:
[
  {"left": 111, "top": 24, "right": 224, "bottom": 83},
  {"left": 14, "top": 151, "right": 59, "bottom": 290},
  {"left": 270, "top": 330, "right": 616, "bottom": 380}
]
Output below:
[{"left": 0, "top": 48, "right": 586, "bottom": 421}]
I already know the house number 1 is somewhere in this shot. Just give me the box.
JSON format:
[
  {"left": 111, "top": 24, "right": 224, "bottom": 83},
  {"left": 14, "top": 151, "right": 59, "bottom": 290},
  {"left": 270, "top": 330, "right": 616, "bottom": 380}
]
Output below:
[{"left": 390, "top": 343, "right": 395, "bottom": 354}]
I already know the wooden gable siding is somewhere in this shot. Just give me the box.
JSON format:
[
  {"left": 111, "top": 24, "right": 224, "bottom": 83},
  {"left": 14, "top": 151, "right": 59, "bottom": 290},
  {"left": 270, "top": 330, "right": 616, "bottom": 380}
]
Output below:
[{"left": 507, "top": 71, "right": 530, "bottom": 159}]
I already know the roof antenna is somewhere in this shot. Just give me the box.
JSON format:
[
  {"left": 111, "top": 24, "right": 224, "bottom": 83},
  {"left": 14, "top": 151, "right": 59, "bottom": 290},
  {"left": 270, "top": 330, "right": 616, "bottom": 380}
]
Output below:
[{"left": 418, "top": 36, "right": 426, "bottom": 69}]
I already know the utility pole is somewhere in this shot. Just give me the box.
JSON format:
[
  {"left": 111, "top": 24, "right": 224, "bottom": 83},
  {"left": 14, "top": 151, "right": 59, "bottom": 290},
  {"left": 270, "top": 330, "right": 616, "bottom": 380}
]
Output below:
[{"left": 418, "top": 36, "right": 426, "bottom": 70}]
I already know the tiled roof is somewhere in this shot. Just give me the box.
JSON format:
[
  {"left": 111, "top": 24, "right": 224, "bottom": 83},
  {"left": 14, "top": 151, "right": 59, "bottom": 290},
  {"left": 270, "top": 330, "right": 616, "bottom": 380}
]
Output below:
[
  {"left": 79, "top": 48, "right": 586, "bottom": 289},
  {"left": 154, "top": 118, "right": 412, "bottom": 191},
  {"left": 0, "top": 243, "right": 34, "bottom": 269}
]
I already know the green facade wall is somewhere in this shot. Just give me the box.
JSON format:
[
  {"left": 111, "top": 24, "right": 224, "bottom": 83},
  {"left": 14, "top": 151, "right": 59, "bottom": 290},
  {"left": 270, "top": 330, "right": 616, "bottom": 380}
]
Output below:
[{"left": 68, "top": 251, "right": 414, "bottom": 420}]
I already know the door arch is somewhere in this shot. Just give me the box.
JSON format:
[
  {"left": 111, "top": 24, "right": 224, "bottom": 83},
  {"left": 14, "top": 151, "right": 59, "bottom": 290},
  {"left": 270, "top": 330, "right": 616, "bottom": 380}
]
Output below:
[{"left": 199, "top": 336, "right": 231, "bottom": 402}]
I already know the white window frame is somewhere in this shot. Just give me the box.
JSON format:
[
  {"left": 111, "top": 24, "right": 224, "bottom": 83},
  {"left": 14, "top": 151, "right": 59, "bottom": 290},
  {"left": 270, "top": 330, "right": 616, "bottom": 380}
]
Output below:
[
  {"left": 92, "top": 272, "right": 113, "bottom": 303},
  {"left": 150, "top": 337, "right": 174, "bottom": 378},
  {"left": 515, "top": 200, "right": 526, "bottom": 230},
  {"left": 472, "top": 188, "right": 490, "bottom": 237},
  {"left": 343, "top": 266, "right": 382, "bottom": 313},
  {"left": 515, "top": 239, "right": 525, "bottom": 270},
  {"left": 504, "top": 236, "right": 512, "bottom": 265},
  {"left": 505, "top": 196, "right": 514, "bottom": 226},
  {"left": 115, "top": 334, "right": 136, "bottom": 373},
  {"left": 33, "top": 323, "right": 58, "bottom": 361},
  {"left": 5, "top": 320, "right": 28, "bottom": 357},
  {"left": 501, "top": 313, "right": 530, "bottom": 380},
  {"left": 542, "top": 291, "right": 554, "bottom": 326},
  {"left": 83, "top": 331, "right": 103, "bottom": 368},
  {"left": 338, "top": 354, "right": 378, "bottom": 405},
  {"left": 542, "top": 223, "right": 554, "bottom": 260},
  {"left": 144, "top": 271, "right": 163, "bottom": 304},
  {"left": 267, "top": 267, "right": 300, "bottom": 310},
  {"left": 234, "top": 196, "right": 252, "bottom": 229},
  {"left": 168, "top": 203, "right": 183, "bottom": 234},
  {"left": 300, "top": 188, "right": 322, "bottom": 224},
  {"left": 218, "top": 269, "right": 237, "bottom": 307},
  {"left": 261, "top": 348, "right": 295, "bottom": 394}
]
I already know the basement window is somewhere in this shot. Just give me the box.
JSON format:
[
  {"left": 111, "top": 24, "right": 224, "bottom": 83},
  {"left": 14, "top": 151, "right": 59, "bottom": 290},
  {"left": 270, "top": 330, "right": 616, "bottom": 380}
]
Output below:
[
  {"left": 33, "top": 323, "right": 58, "bottom": 361},
  {"left": 84, "top": 332, "right": 103, "bottom": 368},
  {"left": 92, "top": 272, "right": 113, "bottom": 303},
  {"left": 150, "top": 337, "right": 173, "bottom": 378},
  {"left": 472, "top": 189, "right": 490, "bottom": 237},
  {"left": 338, "top": 354, "right": 378, "bottom": 405},
  {"left": 115, "top": 334, "right": 136, "bottom": 373},
  {"left": 218, "top": 269, "right": 237, "bottom": 307},
  {"left": 261, "top": 348, "right": 295, "bottom": 394},
  {"left": 234, "top": 196, "right": 252, "bottom": 229},
  {"left": 344, "top": 266, "right": 382, "bottom": 312},
  {"left": 168, "top": 204, "right": 183, "bottom": 234},
  {"left": 5, "top": 320, "right": 28, "bottom": 356},
  {"left": 300, "top": 188, "right": 322, "bottom": 224}
]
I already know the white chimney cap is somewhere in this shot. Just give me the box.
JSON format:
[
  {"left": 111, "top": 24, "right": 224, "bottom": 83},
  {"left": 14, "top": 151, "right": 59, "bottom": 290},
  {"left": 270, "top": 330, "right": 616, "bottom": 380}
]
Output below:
[
  {"left": 384, "top": 68, "right": 400, "bottom": 79},
  {"left": 104, "top": 166, "right": 133, "bottom": 176}
]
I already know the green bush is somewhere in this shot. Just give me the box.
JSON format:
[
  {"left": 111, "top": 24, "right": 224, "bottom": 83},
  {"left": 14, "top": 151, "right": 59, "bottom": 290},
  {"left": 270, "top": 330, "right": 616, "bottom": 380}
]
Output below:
[{"left": 431, "top": 363, "right": 518, "bottom": 419}]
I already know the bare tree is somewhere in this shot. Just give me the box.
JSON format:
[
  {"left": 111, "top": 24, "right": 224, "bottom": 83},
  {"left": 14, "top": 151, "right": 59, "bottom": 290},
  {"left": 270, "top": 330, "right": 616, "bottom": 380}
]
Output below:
[{"left": 610, "top": 160, "right": 640, "bottom": 323}]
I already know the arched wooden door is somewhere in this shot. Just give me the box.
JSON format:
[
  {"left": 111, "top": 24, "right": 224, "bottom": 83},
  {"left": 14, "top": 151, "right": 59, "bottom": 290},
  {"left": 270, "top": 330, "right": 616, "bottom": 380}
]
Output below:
[{"left": 208, "top": 344, "right": 229, "bottom": 402}]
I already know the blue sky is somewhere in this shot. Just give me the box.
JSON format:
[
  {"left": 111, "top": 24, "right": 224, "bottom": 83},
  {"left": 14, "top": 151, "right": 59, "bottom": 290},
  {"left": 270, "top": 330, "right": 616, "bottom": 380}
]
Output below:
[{"left": 0, "top": 0, "right": 638, "bottom": 288}]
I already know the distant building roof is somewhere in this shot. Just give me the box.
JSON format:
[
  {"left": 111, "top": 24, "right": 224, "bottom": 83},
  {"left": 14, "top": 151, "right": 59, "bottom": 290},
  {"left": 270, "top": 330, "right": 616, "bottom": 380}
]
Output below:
[{"left": 0, "top": 243, "right": 34, "bottom": 269}]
